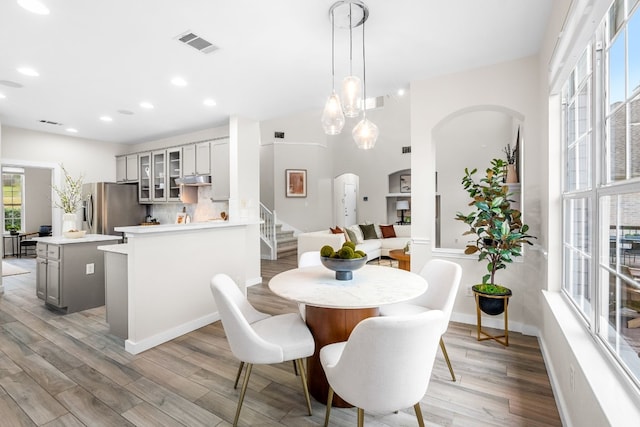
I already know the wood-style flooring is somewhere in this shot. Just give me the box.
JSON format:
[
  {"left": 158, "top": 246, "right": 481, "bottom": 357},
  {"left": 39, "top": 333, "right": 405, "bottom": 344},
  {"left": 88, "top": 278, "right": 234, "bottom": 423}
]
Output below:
[{"left": 0, "top": 255, "right": 561, "bottom": 426}]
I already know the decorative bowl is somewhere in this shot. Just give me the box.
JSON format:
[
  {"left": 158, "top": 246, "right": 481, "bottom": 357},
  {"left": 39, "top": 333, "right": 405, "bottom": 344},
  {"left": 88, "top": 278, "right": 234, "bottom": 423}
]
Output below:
[
  {"left": 63, "top": 230, "right": 87, "bottom": 239},
  {"left": 320, "top": 255, "right": 368, "bottom": 280}
]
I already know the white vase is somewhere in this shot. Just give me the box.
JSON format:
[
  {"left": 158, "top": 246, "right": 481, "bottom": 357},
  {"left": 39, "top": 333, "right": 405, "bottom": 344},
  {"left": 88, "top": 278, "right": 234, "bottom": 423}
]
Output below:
[{"left": 62, "top": 212, "right": 77, "bottom": 232}]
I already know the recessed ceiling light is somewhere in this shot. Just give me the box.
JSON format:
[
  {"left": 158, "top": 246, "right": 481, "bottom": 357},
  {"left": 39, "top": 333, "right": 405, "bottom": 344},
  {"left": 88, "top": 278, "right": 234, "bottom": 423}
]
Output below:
[
  {"left": 100, "top": 116, "right": 113, "bottom": 122},
  {"left": 17, "top": 67, "right": 39, "bottom": 77},
  {"left": 140, "top": 101, "right": 154, "bottom": 109},
  {"left": 66, "top": 128, "right": 78, "bottom": 133},
  {"left": 397, "top": 89, "right": 405, "bottom": 96},
  {"left": 171, "top": 76, "right": 188, "bottom": 87},
  {"left": 0, "top": 93, "right": 5, "bottom": 99},
  {"left": 203, "top": 98, "right": 217, "bottom": 107},
  {"left": 17, "top": 0, "right": 50, "bottom": 15}
]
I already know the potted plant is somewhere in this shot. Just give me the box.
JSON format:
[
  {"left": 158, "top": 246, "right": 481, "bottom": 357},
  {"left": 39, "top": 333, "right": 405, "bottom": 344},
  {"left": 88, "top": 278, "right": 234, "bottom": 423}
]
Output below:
[
  {"left": 52, "top": 165, "right": 84, "bottom": 232},
  {"left": 455, "top": 158, "right": 536, "bottom": 315},
  {"left": 7, "top": 225, "right": 19, "bottom": 235}
]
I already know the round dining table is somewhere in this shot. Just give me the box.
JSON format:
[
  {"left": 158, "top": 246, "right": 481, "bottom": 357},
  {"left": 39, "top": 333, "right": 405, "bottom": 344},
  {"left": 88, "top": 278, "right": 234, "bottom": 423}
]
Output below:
[{"left": 269, "top": 264, "right": 428, "bottom": 406}]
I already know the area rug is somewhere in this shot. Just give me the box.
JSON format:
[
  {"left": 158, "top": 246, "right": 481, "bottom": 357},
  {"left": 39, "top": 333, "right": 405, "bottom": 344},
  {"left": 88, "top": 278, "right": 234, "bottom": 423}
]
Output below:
[{"left": 2, "top": 261, "right": 29, "bottom": 277}]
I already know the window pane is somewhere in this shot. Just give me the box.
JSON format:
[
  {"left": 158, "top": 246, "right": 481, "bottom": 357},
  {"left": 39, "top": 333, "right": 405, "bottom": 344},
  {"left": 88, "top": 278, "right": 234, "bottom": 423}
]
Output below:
[
  {"left": 564, "top": 246, "right": 592, "bottom": 318},
  {"left": 610, "top": 0, "right": 626, "bottom": 39},
  {"left": 629, "top": 11, "right": 640, "bottom": 95},
  {"left": 630, "top": 95, "right": 640, "bottom": 177},
  {"left": 565, "top": 198, "right": 591, "bottom": 253},
  {"left": 599, "top": 269, "right": 640, "bottom": 384},
  {"left": 578, "top": 82, "right": 590, "bottom": 136},
  {"left": 609, "top": 30, "right": 626, "bottom": 108},
  {"left": 608, "top": 106, "right": 627, "bottom": 181},
  {"left": 567, "top": 99, "right": 576, "bottom": 143}
]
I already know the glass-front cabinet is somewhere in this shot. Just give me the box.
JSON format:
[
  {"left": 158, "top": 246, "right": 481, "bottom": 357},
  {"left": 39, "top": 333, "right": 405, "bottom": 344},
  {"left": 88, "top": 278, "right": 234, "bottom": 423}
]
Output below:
[
  {"left": 167, "top": 147, "right": 182, "bottom": 201},
  {"left": 138, "top": 152, "right": 151, "bottom": 202},
  {"left": 152, "top": 150, "right": 166, "bottom": 202}
]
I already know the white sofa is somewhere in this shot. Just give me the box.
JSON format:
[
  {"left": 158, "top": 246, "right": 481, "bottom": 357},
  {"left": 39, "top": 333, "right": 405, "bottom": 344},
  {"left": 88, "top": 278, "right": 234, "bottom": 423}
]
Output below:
[{"left": 297, "top": 224, "right": 411, "bottom": 262}]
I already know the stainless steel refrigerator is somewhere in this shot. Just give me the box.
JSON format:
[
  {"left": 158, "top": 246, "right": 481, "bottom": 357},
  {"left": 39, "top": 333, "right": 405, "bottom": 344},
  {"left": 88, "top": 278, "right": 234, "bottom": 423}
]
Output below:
[{"left": 82, "top": 182, "right": 146, "bottom": 236}]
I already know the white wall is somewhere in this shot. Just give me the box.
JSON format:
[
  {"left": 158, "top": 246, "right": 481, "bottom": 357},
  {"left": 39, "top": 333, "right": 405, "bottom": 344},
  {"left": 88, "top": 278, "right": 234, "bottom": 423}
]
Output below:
[
  {"left": 1, "top": 126, "right": 122, "bottom": 183},
  {"left": 410, "top": 56, "right": 544, "bottom": 335},
  {"left": 260, "top": 93, "right": 412, "bottom": 232}
]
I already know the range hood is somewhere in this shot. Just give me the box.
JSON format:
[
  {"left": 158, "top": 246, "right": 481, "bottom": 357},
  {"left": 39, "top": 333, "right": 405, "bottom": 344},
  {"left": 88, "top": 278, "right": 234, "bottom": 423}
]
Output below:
[{"left": 175, "top": 175, "right": 211, "bottom": 186}]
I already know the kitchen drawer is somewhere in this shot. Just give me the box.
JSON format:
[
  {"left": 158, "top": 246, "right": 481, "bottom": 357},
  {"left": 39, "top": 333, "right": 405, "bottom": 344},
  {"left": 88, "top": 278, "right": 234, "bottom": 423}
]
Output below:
[
  {"left": 46, "top": 245, "right": 60, "bottom": 259},
  {"left": 37, "top": 243, "right": 60, "bottom": 259}
]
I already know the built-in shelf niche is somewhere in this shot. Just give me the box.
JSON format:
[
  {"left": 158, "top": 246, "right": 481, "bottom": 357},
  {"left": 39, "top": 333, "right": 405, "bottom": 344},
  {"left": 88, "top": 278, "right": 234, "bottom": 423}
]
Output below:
[{"left": 386, "top": 169, "right": 411, "bottom": 224}]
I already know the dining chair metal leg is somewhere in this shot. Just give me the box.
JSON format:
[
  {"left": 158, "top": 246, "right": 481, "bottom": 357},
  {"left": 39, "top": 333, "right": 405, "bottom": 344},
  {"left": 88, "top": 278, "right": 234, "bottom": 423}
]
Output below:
[
  {"left": 413, "top": 403, "right": 426, "bottom": 427},
  {"left": 357, "top": 408, "right": 365, "bottom": 427},
  {"left": 234, "top": 362, "right": 244, "bottom": 389},
  {"left": 292, "top": 359, "right": 298, "bottom": 376},
  {"left": 295, "top": 358, "right": 313, "bottom": 415},
  {"left": 323, "top": 387, "right": 334, "bottom": 427},
  {"left": 233, "top": 363, "right": 253, "bottom": 427},
  {"left": 439, "top": 337, "right": 456, "bottom": 381}
]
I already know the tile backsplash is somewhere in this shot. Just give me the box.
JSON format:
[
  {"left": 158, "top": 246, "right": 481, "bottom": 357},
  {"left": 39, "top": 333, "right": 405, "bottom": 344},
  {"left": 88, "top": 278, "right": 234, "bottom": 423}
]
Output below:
[{"left": 150, "top": 186, "right": 228, "bottom": 225}]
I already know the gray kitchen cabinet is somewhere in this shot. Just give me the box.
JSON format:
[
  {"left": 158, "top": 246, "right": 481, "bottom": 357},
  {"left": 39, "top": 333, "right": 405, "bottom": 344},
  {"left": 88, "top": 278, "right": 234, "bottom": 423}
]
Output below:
[
  {"left": 36, "top": 238, "right": 119, "bottom": 313},
  {"left": 182, "top": 144, "right": 196, "bottom": 175},
  {"left": 211, "top": 140, "right": 229, "bottom": 200},
  {"left": 116, "top": 154, "right": 140, "bottom": 183},
  {"left": 196, "top": 141, "right": 211, "bottom": 174}
]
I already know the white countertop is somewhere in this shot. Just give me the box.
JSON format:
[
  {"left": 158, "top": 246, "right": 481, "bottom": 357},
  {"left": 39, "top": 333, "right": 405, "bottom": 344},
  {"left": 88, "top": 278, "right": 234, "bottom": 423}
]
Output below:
[
  {"left": 33, "top": 234, "right": 122, "bottom": 245},
  {"left": 115, "top": 218, "right": 262, "bottom": 235},
  {"left": 269, "top": 265, "right": 428, "bottom": 309},
  {"left": 98, "top": 243, "right": 129, "bottom": 254}
]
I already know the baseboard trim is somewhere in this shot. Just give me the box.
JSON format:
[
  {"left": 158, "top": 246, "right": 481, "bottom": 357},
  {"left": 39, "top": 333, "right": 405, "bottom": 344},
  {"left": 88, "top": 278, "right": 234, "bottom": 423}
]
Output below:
[{"left": 125, "top": 312, "right": 220, "bottom": 355}]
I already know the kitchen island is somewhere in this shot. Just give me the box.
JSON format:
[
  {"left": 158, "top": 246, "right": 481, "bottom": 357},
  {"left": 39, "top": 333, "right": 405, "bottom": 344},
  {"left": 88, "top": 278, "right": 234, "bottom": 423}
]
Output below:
[
  {"left": 34, "top": 234, "right": 122, "bottom": 313},
  {"left": 102, "top": 219, "right": 261, "bottom": 354}
]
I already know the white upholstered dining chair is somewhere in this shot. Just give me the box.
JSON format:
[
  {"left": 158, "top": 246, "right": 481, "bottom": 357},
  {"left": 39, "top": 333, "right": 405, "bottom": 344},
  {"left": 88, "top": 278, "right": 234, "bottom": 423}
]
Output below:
[
  {"left": 320, "top": 310, "right": 445, "bottom": 427},
  {"left": 210, "top": 274, "right": 315, "bottom": 426},
  {"left": 379, "top": 258, "right": 462, "bottom": 381}
]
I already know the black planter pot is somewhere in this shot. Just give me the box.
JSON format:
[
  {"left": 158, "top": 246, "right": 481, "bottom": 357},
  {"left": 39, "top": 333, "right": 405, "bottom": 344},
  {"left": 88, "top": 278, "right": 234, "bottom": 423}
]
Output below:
[{"left": 473, "top": 285, "right": 512, "bottom": 315}]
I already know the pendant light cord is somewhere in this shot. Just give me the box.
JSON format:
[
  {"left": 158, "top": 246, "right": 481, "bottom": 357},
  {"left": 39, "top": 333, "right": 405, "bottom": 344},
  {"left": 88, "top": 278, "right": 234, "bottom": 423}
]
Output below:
[
  {"left": 349, "top": 3, "right": 353, "bottom": 76},
  {"left": 361, "top": 14, "right": 366, "bottom": 119},
  {"left": 331, "top": 9, "right": 336, "bottom": 89}
]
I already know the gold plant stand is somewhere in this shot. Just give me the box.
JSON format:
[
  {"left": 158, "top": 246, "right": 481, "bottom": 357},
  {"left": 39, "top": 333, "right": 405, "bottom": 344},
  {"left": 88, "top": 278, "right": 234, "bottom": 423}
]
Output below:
[{"left": 474, "top": 291, "right": 511, "bottom": 347}]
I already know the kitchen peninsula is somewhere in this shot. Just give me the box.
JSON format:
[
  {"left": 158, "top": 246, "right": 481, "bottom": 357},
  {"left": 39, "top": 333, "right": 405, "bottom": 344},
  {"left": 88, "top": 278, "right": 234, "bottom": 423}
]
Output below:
[{"left": 101, "top": 219, "right": 261, "bottom": 354}]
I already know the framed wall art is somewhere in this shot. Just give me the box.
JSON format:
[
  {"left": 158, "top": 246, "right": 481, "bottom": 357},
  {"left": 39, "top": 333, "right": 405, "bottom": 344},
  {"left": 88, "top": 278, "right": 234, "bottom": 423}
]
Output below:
[
  {"left": 400, "top": 174, "right": 411, "bottom": 193},
  {"left": 286, "top": 169, "right": 307, "bottom": 198}
]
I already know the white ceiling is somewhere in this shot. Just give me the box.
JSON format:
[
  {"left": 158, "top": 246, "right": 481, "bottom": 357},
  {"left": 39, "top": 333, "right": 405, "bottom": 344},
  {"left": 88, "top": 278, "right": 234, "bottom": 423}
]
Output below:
[{"left": 0, "top": 0, "right": 553, "bottom": 145}]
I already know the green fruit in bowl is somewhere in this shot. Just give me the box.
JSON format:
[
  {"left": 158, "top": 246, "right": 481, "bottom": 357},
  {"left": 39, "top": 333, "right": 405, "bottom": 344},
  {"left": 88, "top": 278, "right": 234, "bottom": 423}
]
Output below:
[
  {"left": 338, "top": 246, "right": 355, "bottom": 259},
  {"left": 342, "top": 241, "right": 356, "bottom": 250},
  {"left": 355, "top": 250, "right": 366, "bottom": 258},
  {"left": 320, "top": 245, "right": 335, "bottom": 258}
]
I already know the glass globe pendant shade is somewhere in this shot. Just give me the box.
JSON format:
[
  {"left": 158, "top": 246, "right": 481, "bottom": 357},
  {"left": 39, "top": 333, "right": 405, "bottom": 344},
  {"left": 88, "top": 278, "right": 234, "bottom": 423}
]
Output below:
[
  {"left": 352, "top": 117, "right": 379, "bottom": 149},
  {"left": 341, "top": 75, "right": 362, "bottom": 117},
  {"left": 321, "top": 90, "right": 346, "bottom": 135}
]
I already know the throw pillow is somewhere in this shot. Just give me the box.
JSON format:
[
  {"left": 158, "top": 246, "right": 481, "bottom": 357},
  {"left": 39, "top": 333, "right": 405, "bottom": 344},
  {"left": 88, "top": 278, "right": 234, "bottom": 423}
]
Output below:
[
  {"left": 347, "top": 224, "right": 364, "bottom": 244},
  {"left": 330, "top": 226, "right": 344, "bottom": 234},
  {"left": 345, "top": 228, "right": 357, "bottom": 243},
  {"left": 380, "top": 224, "right": 396, "bottom": 238},
  {"left": 359, "top": 224, "right": 378, "bottom": 240}
]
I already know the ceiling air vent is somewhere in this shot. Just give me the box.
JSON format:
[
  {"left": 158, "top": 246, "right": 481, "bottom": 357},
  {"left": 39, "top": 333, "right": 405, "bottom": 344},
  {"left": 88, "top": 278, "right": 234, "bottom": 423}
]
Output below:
[
  {"left": 176, "top": 31, "right": 218, "bottom": 54},
  {"left": 402, "top": 146, "right": 411, "bottom": 154},
  {"left": 39, "top": 119, "right": 63, "bottom": 126}
]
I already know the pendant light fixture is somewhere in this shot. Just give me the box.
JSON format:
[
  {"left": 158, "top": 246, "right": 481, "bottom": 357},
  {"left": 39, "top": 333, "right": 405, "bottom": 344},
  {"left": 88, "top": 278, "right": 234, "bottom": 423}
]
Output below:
[
  {"left": 341, "top": 2, "right": 361, "bottom": 118},
  {"left": 321, "top": 7, "right": 345, "bottom": 135},
  {"left": 322, "top": 1, "right": 378, "bottom": 149},
  {"left": 352, "top": 11, "right": 378, "bottom": 149}
]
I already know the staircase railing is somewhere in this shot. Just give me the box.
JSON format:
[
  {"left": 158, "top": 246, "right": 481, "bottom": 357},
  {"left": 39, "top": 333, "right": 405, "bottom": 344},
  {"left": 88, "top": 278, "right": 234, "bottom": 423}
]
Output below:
[{"left": 259, "top": 202, "right": 277, "bottom": 260}]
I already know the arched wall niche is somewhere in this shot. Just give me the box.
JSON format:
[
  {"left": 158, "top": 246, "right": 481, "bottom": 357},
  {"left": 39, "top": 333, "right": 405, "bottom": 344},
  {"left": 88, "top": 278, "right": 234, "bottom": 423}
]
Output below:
[{"left": 432, "top": 105, "right": 524, "bottom": 253}]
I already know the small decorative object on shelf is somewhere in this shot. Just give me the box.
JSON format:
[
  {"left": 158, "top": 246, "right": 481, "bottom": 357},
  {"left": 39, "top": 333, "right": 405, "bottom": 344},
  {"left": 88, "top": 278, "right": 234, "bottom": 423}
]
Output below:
[
  {"left": 503, "top": 142, "right": 518, "bottom": 183},
  {"left": 320, "top": 242, "right": 367, "bottom": 280}
]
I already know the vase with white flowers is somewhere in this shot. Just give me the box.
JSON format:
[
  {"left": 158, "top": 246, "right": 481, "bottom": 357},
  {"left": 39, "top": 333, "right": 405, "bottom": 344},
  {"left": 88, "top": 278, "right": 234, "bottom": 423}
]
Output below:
[{"left": 52, "top": 165, "right": 84, "bottom": 232}]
